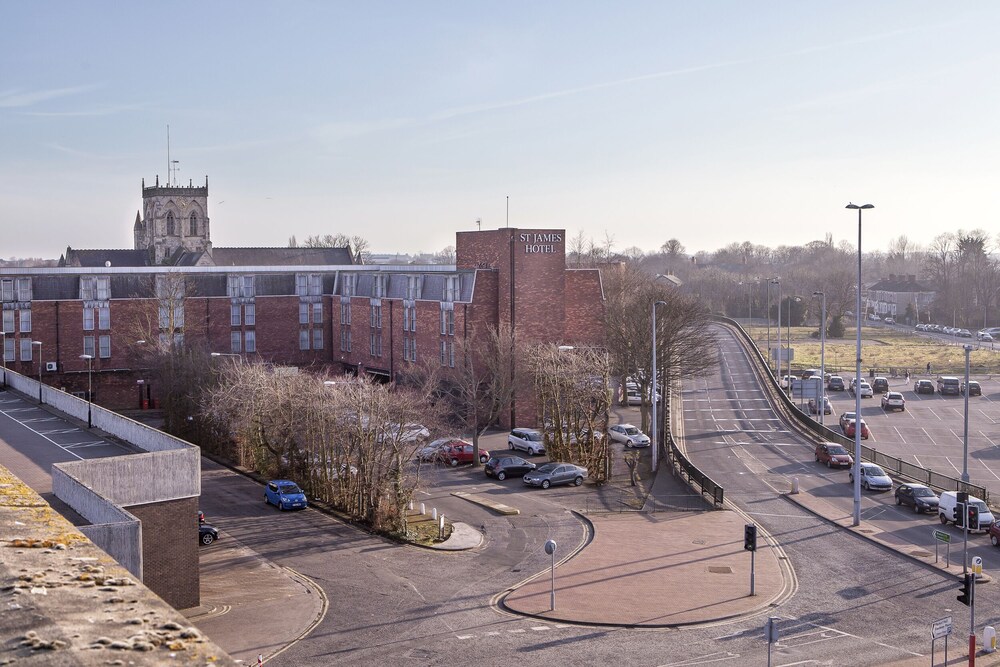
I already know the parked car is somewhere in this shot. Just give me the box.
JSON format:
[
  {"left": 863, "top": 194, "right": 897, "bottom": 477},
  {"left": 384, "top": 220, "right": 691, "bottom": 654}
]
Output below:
[
  {"left": 801, "top": 368, "right": 821, "bottom": 380},
  {"left": 608, "top": 423, "right": 650, "bottom": 448},
  {"left": 881, "top": 391, "right": 906, "bottom": 411},
  {"left": 978, "top": 331, "right": 994, "bottom": 342},
  {"left": 523, "top": 462, "right": 587, "bottom": 489},
  {"left": 435, "top": 441, "right": 489, "bottom": 466},
  {"left": 957, "top": 329, "right": 973, "bottom": 338},
  {"left": 415, "top": 437, "right": 456, "bottom": 462},
  {"left": 838, "top": 411, "right": 857, "bottom": 432},
  {"left": 913, "top": 379, "right": 935, "bottom": 394},
  {"left": 484, "top": 455, "right": 536, "bottom": 480},
  {"left": 264, "top": 480, "right": 308, "bottom": 511},
  {"left": 915, "top": 323, "right": 927, "bottom": 331},
  {"left": 843, "top": 419, "right": 870, "bottom": 440},
  {"left": 851, "top": 380, "right": 873, "bottom": 398},
  {"left": 815, "top": 442, "right": 853, "bottom": 468},
  {"left": 871, "top": 377, "right": 889, "bottom": 394},
  {"left": 198, "top": 509, "right": 205, "bottom": 524},
  {"left": 827, "top": 376, "right": 845, "bottom": 391},
  {"left": 894, "top": 483, "right": 939, "bottom": 514},
  {"left": 807, "top": 397, "right": 832, "bottom": 415},
  {"left": 963, "top": 381, "right": 982, "bottom": 396},
  {"left": 849, "top": 462, "right": 892, "bottom": 491},
  {"left": 989, "top": 521, "right": 1000, "bottom": 547},
  {"left": 884, "top": 317, "right": 895, "bottom": 325},
  {"left": 937, "top": 376, "right": 961, "bottom": 396},
  {"left": 199, "top": 523, "right": 220, "bottom": 545},
  {"left": 938, "top": 491, "right": 995, "bottom": 531},
  {"left": 508, "top": 428, "right": 546, "bottom": 456}
]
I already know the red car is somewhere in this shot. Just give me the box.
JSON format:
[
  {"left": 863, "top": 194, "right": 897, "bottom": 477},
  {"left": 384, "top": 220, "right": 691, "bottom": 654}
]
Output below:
[
  {"left": 435, "top": 442, "right": 489, "bottom": 467},
  {"left": 815, "top": 442, "right": 853, "bottom": 468},
  {"left": 843, "top": 419, "right": 870, "bottom": 440}
]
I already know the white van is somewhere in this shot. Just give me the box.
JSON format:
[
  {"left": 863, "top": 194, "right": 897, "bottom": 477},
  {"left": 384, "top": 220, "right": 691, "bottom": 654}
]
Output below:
[{"left": 938, "top": 491, "right": 994, "bottom": 531}]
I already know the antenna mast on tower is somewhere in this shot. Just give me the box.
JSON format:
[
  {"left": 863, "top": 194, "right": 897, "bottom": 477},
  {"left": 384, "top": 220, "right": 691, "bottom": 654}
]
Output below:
[{"left": 166, "top": 125, "right": 180, "bottom": 186}]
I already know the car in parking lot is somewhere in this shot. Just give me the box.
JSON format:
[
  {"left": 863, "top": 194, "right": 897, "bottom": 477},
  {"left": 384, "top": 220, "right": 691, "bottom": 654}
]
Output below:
[
  {"left": 881, "top": 391, "right": 906, "bottom": 411},
  {"left": 827, "top": 376, "right": 845, "bottom": 391},
  {"left": 963, "top": 380, "right": 982, "bottom": 396},
  {"left": 978, "top": 331, "right": 994, "bottom": 342},
  {"left": 989, "top": 521, "right": 1000, "bottom": 547},
  {"left": 435, "top": 441, "right": 489, "bottom": 466},
  {"left": 484, "top": 455, "right": 536, "bottom": 480},
  {"left": 884, "top": 317, "right": 895, "bottom": 325},
  {"left": 843, "top": 419, "right": 870, "bottom": 440},
  {"left": 850, "top": 379, "right": 873, "bottom": 398},
  {"left": 508, "top": 428, "right": 546, "bottom": 455},
  {"left": 849, "top": 462, "right": 892, "bottom": 491},
  {"left": 913, "top": 379, "right": 935, "bottom": 394},
  {"left": 199, "top": 523, "right": 220, "bottom": 545},
  {"left": 607, "top": 423, "right": 650, "bottom": 448},
  {"left": 938, "top": 491, "right": 995, "bottom": 530},
  {"left": 957, "top": 329, "right": 973, "bottom": 338},
  {"left": 264, "top": 480, "right": 308, "bottom": 511},
  {"left": 871, "top": 377, "right": 889, "bottom": 394},
  {"left": 807, "top": 397, "right": 832, "bottom": 415},
  {"left": 894, "top": 483, "right": 939, "bottom": 514},
  {"left": 815, "top": 442, "right": 853, "bottom": 468},
  {"left": 839, "top": 411, "right": 857, "bottom": 432},
  {"left": 523, "top": 462, "right": 587, "bottom": 489},
  {"left": 937, "top": 376, "right": 961, "bottom": 396},
  {"left": 415, "top": 437, "right": 456, "bottom": 462}
]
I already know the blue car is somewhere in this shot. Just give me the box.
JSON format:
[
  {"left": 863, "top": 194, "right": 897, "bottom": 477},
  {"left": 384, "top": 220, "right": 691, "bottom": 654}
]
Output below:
[{"left": 264, "top": 479, "right": 308, "bottom": 510}]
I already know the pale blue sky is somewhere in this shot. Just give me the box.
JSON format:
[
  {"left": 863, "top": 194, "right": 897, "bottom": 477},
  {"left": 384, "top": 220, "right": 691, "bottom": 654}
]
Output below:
[{"left": 3, "top": 2, "right": 998, "bottom": 259}]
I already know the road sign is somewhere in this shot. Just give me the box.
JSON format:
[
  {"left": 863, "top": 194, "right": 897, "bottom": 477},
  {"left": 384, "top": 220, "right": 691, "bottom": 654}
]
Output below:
[
  {"left": 933, "top": 529, "right": 951, "bottom": 544},
  {"left": 932, "top": 616, "right": 953, "bottom": 639}
]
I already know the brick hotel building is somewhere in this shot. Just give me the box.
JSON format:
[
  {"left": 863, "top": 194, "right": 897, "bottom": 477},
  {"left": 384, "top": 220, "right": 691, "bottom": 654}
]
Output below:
[{"left": 1, "top": 177, "right": 605, "bottom": 426}]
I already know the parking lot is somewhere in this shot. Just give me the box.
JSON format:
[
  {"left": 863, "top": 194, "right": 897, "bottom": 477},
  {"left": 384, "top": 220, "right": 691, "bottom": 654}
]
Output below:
[{"left": 809, "top": 375, "right": 1000, "bottom": 495}]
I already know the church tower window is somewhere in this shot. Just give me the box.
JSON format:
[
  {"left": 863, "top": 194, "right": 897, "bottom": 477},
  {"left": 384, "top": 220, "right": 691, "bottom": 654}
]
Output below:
[
  {"left": 166, "top": 212, "right": 176, "bottom": 235},
  {"left": 190, "top": 213, "right": 198, "bottom": 236}
]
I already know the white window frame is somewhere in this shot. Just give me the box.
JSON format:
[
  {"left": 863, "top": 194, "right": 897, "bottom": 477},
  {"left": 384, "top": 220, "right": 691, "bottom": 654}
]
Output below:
[
  {"left": 299, "top": 303, "right": 309, "bottom": 325},
  {"left": 83, "top": 336, "right": 95, "bottom": 358},
  {"left": 312, "top": 302, "right": 322, "bottom": 324},
  {"left": 299, "top": 329, "right": 310, "bottom": 351},
  {"left": 231, "top": 331, "right": 242, "bottom": 353},
  {"left": 1, "top": 279, "right": 13, "bottom": 302},
  {"left": 19, "top": 309, "right": 31, "bottom": 333},
  {"left": 98, "top": 305, "right": 110, "bottom": 330},
  {"left": 95, "top": 277, "right": 110, "bottom": 301},
  {"left": 98, "top": 335, "right": 111, "bottom": 359},
  {"left": 245, "top": 330, "right": 256, "bottom": 353},
  {"left": 3, "top": 337, "right": 12, "bottom": 362},
  {"left": 231, "top": 304, "right": 241, "bottom": 327},
  {"left": 84, "top": 307, "right": 95, "bottom": 331},
  {"left": 312, "top": 328, "right": 323, "bottom": 350},
  {"left": 16, "top": 278, "right": 32, "bottom": 302},
  {"left": 20, "top": 338, "right": 33, "bottom": 361},
  {"left": 245, "top": 303, "right": 255, "bottom": 326}
]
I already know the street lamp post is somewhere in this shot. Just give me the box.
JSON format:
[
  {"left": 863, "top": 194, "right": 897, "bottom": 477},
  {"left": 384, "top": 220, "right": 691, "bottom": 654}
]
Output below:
[
  {"left": 774, "top": 279, "right": 782, "bottom": 385},
  {"left": 766, "top": 281, "right": 772, "bottom": 371},
  {"left": 847, "top": 202, "right": 874, "bottom": 527},
  {"left": 80, "top": 354, "right": 93, "bottom": 428},
  {"left": 963, "top": 344, "right": 973, "bottom": 484},
  {"left": 651, "top": 300, "right": 667, "bottom": 471},
  {"left": 813, "top": 291, "right": 826, "bottom": 426},
  {"left": 32, "top": 341, "right": 43, "bottom": 403},
  {"left": 0, "top": 330, "right": 6, "bottom": 388}
]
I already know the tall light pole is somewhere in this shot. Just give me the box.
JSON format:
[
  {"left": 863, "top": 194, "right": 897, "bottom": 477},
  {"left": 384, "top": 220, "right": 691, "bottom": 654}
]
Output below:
[
  {"left": 32, "top": 340, "right": 43, "bottom": 404},
  {"left": 80, "top": 354, "right": 94, "bottom": 428},
  {"left": 963, "top": 344, "right": 973, "bottom": 484},
  {"left": 651, "top": 300, "right": 666, "bottom": 471},
  {"left": 813, "top": 292, "right": 826, "bottom": 425},
  {"left": 847, "top": 202, "right": 874, "bottom": 527},
  {"left": 766, "top": 281, "right": 772, "bottom": 370},
  {"left": 773, "top": 279, "right": 782, "bottom": 385},
  {"left": 0, "top": 330, "right": 6, "bottom": 388}
]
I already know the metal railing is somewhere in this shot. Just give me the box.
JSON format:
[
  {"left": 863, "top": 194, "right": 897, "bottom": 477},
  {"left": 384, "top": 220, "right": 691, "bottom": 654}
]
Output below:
[{"left": 665, "top": 438, "right": 724, "bottom": 506}]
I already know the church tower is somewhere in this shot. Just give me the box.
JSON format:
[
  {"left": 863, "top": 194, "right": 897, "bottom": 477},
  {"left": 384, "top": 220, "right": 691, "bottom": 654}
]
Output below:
[{"left": 134, "top": 175, "right": 212, "bottom": 264}]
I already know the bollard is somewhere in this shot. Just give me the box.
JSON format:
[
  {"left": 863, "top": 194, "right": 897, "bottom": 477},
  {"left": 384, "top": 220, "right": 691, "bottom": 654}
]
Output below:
[
  {"left": 408, "top": 499, "right": 413, "bottom": 511},
  {"left": 791, "top": 477, "right": 800, "bottom": 494},
  {"left": 420, "top": 502, "right": 425, "bottom": 515},
  {"left": 439, "top": 515, "right": 445, "bottom": 539},
  {"left": 973, "top": 556, "right": 983, "bottom": 577},
  {"left": 984, "top": 626, "right": 996, "bottom": 653},
  {"left": 432, "top": 507, "right": 438, "bottom": 520}
]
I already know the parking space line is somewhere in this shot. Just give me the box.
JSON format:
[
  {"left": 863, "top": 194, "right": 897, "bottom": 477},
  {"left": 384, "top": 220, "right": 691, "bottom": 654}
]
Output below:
[
  {"left": 0, "top": 407, "right": 84, "bottom": 461},
  {"left": 980, "top": 431, "right": 998, "bottom": 447},
  {"left": 972, "top": 457, "right": 1000, "bottom": 483}
]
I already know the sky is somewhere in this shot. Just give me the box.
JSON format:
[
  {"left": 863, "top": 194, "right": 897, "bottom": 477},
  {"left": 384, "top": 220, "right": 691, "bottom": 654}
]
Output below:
[{"left": 3, "top": 2, "right": 999, "bottom": 260}]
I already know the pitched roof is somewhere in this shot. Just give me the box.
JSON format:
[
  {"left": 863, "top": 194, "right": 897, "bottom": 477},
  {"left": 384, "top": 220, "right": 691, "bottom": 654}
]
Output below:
[
  {"left": 869, "top": 275, "right": 933, "bottom": 292},
  {"left": 208, "top": 247, "right": 355, "bottom": 267},
  {"left": 60, "top": 248, "right": 151, "bottom": 267}
]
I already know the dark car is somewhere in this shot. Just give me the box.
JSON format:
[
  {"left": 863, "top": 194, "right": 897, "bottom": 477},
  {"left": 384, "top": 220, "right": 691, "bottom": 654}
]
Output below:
[
  {"left": 198, "top": 509, "right": 205, "bottom": 524},
  {"left": 827, "top": 376, "right": 846, "bottom": 391},
  {"left": 937, "top": 376, "right": 961, "bottom": 395},
  {"left": 523, "top": 462, "right": 587, "bottom": 489},
  {"left": 894, "top": 483, "right": 939, "bottom": 514},
  {"left": 815, "top": 442, "right": 853, "bottom": 468},
  {"left": 264, "top": 480, "right": 308, "bottom": 511},
  {"left": 807, "top": 397, "right": 832, "bottom": 415},
  {"left": 914, "top": 379, "right": 935, "bottom": 394},
  {"left": 963, "top": 381, "right": 982, "bottom": 396},
  {"left": 484, "top": 455, "right": 536, "bottom": 480},
  {"left": 990, "top": 522, "right": 1000, "bottom": 548},
  {"left": 199, "top": 523, "right": 219, "bottom": 545},
  {"left": 872, "top": 377, "right": 889, "bottom": 394}
]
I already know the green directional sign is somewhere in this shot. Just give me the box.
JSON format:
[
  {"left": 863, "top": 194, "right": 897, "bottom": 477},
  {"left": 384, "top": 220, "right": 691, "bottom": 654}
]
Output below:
[{"left": 933, "top": 529, "right": 951, "bottom": 544}]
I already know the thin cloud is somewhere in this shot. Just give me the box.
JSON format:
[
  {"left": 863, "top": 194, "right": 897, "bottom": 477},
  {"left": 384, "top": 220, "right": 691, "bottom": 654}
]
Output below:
[
  {"left": 21, "top": 102, "right": 146, "bottom": 117},
  {"left": 0, "top": 84, "right": 100, "bottom": 109}
]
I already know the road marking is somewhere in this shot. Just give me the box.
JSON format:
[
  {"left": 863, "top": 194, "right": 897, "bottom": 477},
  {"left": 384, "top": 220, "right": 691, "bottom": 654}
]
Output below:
[
  {"left": 657, "top": 651, "right": 741, "bottom": 666},
  {"left": 0, "top": 406, "right": 84, "bottom": 461}
]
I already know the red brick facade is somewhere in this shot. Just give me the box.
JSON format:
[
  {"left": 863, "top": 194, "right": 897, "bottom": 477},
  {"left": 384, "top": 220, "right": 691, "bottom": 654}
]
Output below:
[{"left": 126, "top": 495, "right": 200, "bottom": 609}]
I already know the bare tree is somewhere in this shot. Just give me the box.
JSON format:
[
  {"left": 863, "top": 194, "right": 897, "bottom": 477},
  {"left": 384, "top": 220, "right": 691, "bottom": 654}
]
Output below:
[{"left": 295, "top": 233, "right": 371, "bottom": 263}]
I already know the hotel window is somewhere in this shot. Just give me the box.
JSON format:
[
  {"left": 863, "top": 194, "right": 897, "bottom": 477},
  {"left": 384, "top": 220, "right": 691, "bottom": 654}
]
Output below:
[
  {"left": 98, "top": 335, "right": 111, "bottom": 359},
  {"left": 231, "top": 304, "right": 241, "bottom": 326},
  {"left": 84, "top": 308, "right": 95, "bottom": 331},
  {"left": 312, "top": 329, "right": 323, "bottom": 350},
  {"left": 19, "top": 309, "right": 31, "bottom": 333},
  {"left": 340, "top": 299, "right": 351, "bottom": 325},
  {"left": 341, "top": 273, "right": 356, "bottom": 297},
  {"left": 245, "top": 303, "right": 255, "bottom": 326},
  {"left": 98, "top": 306, "right": 110, "bottom": 330},
  {"left": 373, "top": 274, "right": 388, "bottom": 299},
  {"left": 16, "top": 278, "right": 32, "bottom": 301},
  {"left": 440, "top": 341, "right": 453, "bottom": 367},
  {"left": 370, "top": 331, "right": 382, "bottom": 357},
  {"left": 300, "top": 329, "right": 310, "bottom": 351},
  {"left": 299, "top": 303, "right": 309, "bottom": 325},
  {"left": 312, "top": 302, "right": 322, "bottom": 324},
  {"left": 1, "top": 279, "right": 12, "bottom": 302},
  {"left": 440, "top": 304, "right": 454, "bottom": 336},
  {"left": 403, "top": 337, "right": 417, "bottom": 362},
  {"left": 20, "top": 338, "right": 33, "bottom": 361},
  {"left": 227, "top": 275, "right": 255, "bottom": 298},
  {"left": 370, "top": 301, "right": 382, "bottom": 329},
  {"left": 95, "top": 277, "right": 110, "bottom": 301},
  {"left": 245, "top": 330, "right": 256, "bottom": 353},
  {"left": 443, "top": 275, "right": 459, "bottom": 302},
  {"left": 297, "top": 273, "right": 322, "bottom": 296},
  {"left": 231, "top": 331, "right": 242, "bottom": 353},
  {"left": 83, "top": 336, "right": 95, "bottom": 358},
  {"left": 405, "top": 276, "right": 421, "bottom": 300},
  {"left": 80, "top": 277, "right": 95, "bottom": 301},
  {"left": 296, "top": 274, "right": 308, "bottom": 296},
  {"left": 3, "top": 337, "right": 12, "bottom": 362},
  {"left": 340, "top": 328, "right": 352, "bottom": 352},
  {"left": 2, "top": 311, "right": 13, "bottom": 333},
  {"left": 403, "top": 303, "right": 416, "bottom": 332}
]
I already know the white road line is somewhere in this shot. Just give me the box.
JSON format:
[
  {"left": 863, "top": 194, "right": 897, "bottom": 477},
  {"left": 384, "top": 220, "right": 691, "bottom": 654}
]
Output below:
[
  {"left": 0, "top": 407, "right": 83, "bottom": 461},
  {"left": 913, "top": 455, "right": 924, "bottom": 468},
  {"left": 980, "top": 431, "right": 998, "bottom": 447}
]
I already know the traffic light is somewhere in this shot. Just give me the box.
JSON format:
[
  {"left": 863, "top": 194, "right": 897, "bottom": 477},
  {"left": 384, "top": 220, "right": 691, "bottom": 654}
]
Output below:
[
  {"left": 968, "top": 504, "right": 980, "bottom": 531},
  {"left": 744, "top": 523, "right": 757, "bottom": 552},
  {"left": 953, "top": 503, "right": 962, "bottom": 525},
  {"left": 958, "top": 573, "right": 975, "bottom": 607}
]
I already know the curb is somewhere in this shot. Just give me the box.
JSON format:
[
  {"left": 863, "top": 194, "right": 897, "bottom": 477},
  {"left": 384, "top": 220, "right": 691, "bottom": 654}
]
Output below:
[{"left": 451, "top": 490, "right": 520, "bottom": 515}]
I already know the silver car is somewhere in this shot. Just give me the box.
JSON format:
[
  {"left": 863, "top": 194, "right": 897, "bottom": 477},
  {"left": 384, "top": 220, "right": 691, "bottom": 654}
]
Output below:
[
  {"left": 849, "top": 462, "right": 892, "bottom": 491},
  {"left": 608, "top": 423, "right": 650, "bottom": 448},
  {"left": 523, "top": 463, "right": 587, "bottom": 489},
  {"left": 508, "top": 428, "right": 546, "bottom": 456}
]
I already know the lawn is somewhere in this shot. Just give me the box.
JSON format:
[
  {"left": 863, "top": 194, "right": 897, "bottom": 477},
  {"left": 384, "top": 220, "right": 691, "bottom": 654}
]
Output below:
[{"left": 745, "top": 324, "right": 1000, "bottom": 377}]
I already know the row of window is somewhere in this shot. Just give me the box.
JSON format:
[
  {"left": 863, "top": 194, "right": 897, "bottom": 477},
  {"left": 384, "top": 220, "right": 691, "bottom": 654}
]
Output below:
[
  {"left": 2, "top": 336, "right": 111, "bottom": 361},
  {"left": 164, "top": 211, "right": 200, "bottom": 237}
]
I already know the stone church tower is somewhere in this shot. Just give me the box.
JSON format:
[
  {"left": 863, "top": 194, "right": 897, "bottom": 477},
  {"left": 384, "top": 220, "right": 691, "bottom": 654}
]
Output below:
[{"left": 133, "top": 175, "right": 212, "bottom": 264}]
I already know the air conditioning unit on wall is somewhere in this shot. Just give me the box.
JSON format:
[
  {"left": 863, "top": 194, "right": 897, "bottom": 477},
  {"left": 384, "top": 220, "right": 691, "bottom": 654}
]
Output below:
[{"left": 45, "top": 362, "right": 58, "bottom": 372}]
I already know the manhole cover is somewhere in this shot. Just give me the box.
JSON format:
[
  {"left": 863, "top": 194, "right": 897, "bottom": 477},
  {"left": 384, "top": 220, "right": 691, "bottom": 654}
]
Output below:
[
  {"left": 692, "top": 539, "right": 706, "bottom": 545},
  {"left": 708, "top": 566, "right": 734, "bottom": 574},
  {"left": 856, "top": 529, "right": 874, "bottom": 534}
]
